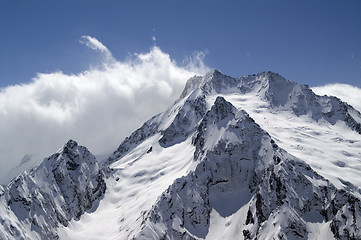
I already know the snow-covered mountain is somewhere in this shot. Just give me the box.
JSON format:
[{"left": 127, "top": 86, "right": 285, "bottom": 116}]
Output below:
[
  {"left": 0, "top": 140, "right": 106, "bottom": 239},
  {"left": 1, "top": 70, "right": 360, "bottom": 239}
]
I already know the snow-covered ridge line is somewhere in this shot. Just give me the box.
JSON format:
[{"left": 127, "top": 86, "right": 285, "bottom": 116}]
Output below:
[{"left": 182, "top": 70, "right": 361, "bottom": 134}]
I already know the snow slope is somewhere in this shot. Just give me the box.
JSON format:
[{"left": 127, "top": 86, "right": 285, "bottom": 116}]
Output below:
[{"left": 1, "top": 70, "right": 361, "bottom": 239}]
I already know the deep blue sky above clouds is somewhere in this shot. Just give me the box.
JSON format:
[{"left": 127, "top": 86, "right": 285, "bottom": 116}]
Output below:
[{"left": 1, "top": 0, "right": 361, "bottom": 87}]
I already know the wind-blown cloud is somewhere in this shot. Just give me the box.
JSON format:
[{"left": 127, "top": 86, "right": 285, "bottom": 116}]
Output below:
[
  {"left": 80, "top": 35, "right": 110, "bottom": 54},
  {"left": 79, "top": 35, "right": 114, "bottom": 63},
  {"left": 0, "top": 36, "right": 210, "bottom": 184},
  {"left": 312, "top": 83, "right": 361, "bottom": 112}
]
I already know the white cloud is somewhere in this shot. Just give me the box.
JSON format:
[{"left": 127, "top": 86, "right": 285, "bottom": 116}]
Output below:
[
  {"left": 182, "top": 50, "right": 209, "bottom": 73},
  {"left": 79, "top": 35, "right": 114, "bottom": 63},
  {"left": 0, "top": 37, "right": 210, "bottom": 184},
  {"left": 80, "top": 35, "right": 110, "bottom": 54},
  {"left": 312, "top": 83, "right": 361, "bottom": 112}
]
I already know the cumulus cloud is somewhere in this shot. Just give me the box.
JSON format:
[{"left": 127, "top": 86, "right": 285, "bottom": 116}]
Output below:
[
  {"left": 0, "top": 36, "right": 210, "bottom": 184},
  {"left": 312, "top": 83, "right": 361, "bottom": 112}
]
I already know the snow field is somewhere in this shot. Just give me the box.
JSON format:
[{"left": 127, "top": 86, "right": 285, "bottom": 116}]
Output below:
[
  {"left": 59, "top": 134, "right": 196, "bottom": 239},
  {"left": 220, "top": 93, "right": 361, "bottom": 195}
]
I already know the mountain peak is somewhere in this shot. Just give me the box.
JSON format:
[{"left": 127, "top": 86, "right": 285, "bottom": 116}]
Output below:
[
  {"left": 1, "top": 140, "right": 107, "bottom": 239},
  {"left": 180, "top": 70, "right": 238, "bottom": 98},
  {"left": 179, "top": 70, "right": 224, "bottom": 98},
  {"left": 179, "top": 71, "right": 361, "bottom": 134},
  {"left": 64, "top": 139, "right": 78, "bottom": 149},
  {"left": 210, "top": 69, "right": 223, "bottom": 77},
  {"left": 180, "top": 70, "right": 292, "bottom": 100},
  {"left": 212, "top": 96, "right": 236, "bottom": 118},
  {"left": 257, "top": 70, "right": 283, "bottom": 78}
]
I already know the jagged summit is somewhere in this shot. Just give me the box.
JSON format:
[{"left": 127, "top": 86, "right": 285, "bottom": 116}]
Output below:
[
  {"left": 179, "top": 70, "right": 361, "bottom": 135},
  {"left": 180, "top": 70, "right": 303, "bottom": 110},
  {"left": 50, "top": 139, "right": 92, "bottom": 167},
  {"left": 180, "top": 70, "right": 291, "bottom": 99},
  {"left": 63, "top": 139, "right": 78, "bottom": 150},
  {"left": 238, "top": 71, "right": 296, "bottom": 102},
  {"left": 180, "top": 69, "right": 236, "bottom": 98},
  {"left": 210, "top": 95, "right": 236, "bottom": 118},
  {"left": 0, "top": 140, "right": 106, "bottom": 239}
]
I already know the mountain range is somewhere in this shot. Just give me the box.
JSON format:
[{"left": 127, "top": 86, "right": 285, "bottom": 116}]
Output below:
[{"left": 1, "top": 70, "right": 360, "bottom": 239}]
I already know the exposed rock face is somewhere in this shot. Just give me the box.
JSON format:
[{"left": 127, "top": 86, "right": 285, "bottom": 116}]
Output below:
[
  {"left": 159, "top": 93, "right": 207, "bottom": 148},
  {"left": 0, "top": 140, "right": 106, "bottom": 239}
]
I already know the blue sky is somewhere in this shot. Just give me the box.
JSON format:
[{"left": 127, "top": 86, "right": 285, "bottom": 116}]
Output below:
[{"left": 1, "top": 0, "right": 361, "bottom": 88}]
